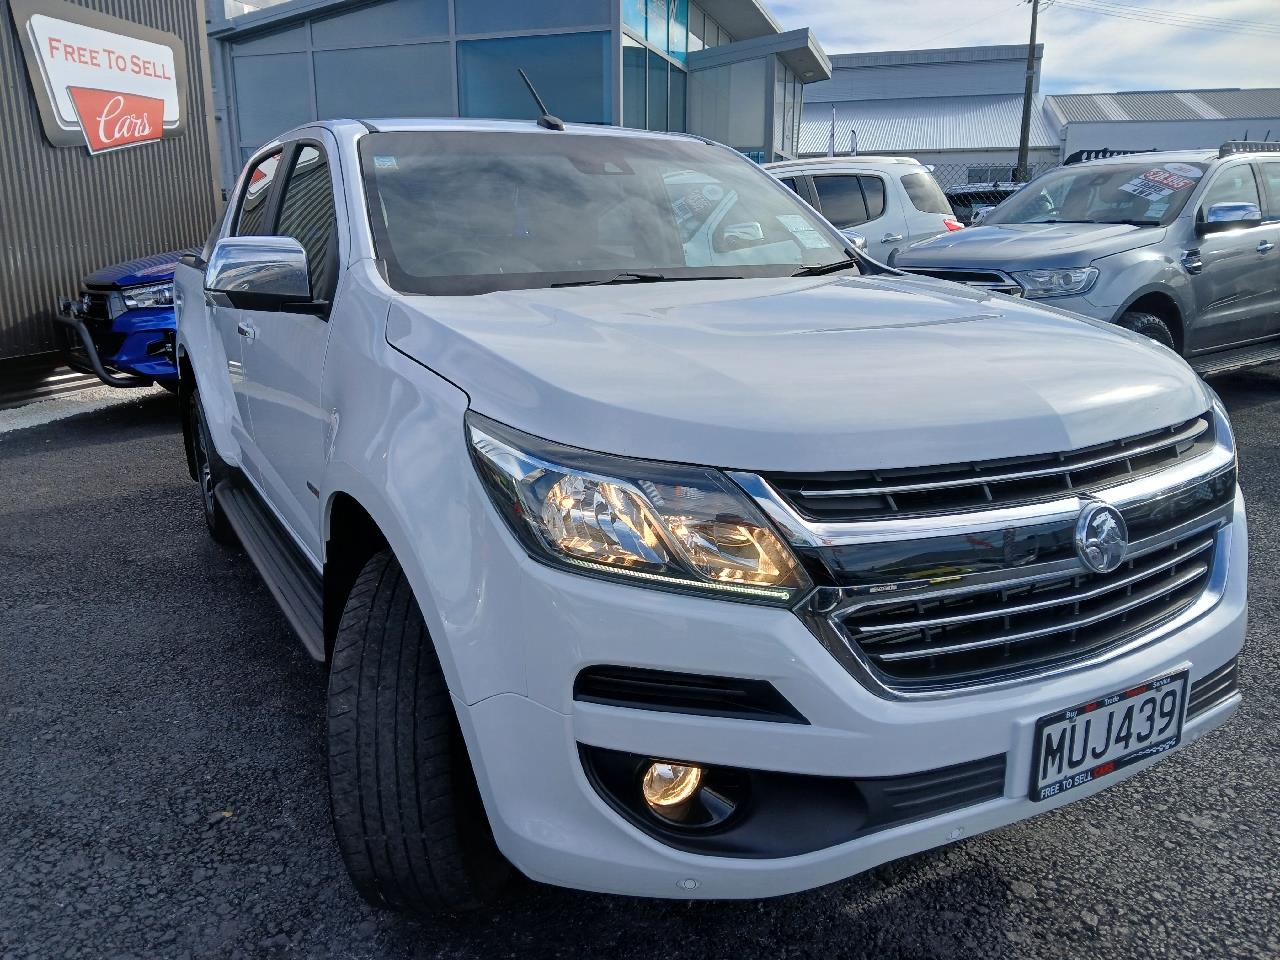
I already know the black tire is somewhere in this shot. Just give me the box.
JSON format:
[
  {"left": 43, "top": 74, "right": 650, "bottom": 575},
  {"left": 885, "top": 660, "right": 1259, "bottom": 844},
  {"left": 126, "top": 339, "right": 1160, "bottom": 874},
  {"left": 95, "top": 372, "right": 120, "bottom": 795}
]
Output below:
[
  {"left": 187, "top": 388, "right": 237, "bottom": 545},
  {"left": 1118, "top": 311, "right": 1177, "bottom": 352},
  {"left": 327, "top": 550, "right": 511, "bottom": 915}
]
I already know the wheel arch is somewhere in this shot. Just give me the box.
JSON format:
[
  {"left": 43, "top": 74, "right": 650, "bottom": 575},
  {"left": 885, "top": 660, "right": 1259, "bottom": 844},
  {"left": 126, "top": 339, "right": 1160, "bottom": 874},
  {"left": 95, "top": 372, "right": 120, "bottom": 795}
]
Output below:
[
  {"left": 1114, "top": 286, "right": 1188, "bottom": 354},
  {"left": 178, "top": 352, "right": 198, "bottom": 482},
  {"left": 323, "top": 491, "right": 390, "bottom": 661}
]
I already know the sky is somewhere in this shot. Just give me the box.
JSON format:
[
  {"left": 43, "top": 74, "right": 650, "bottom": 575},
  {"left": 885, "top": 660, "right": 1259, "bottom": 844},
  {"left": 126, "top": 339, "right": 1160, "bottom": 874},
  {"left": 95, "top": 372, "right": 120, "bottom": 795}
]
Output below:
[{"left": 770, "top": 0, "right": 1279, "bottom": 94}]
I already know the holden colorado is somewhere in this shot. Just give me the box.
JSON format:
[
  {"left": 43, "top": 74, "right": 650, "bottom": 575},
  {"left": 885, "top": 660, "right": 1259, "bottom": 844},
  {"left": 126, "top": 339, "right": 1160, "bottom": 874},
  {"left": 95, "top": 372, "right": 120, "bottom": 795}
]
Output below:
[{"left": 174, "top": 118, "right": 1245, "bottom": 914}]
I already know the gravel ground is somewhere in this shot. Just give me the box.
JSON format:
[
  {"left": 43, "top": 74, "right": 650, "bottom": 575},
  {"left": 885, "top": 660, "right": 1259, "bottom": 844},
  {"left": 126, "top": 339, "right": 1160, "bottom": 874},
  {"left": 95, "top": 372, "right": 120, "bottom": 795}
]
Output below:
[{"left": 1, "top": 374, "right": 1277, "bottom": 960}]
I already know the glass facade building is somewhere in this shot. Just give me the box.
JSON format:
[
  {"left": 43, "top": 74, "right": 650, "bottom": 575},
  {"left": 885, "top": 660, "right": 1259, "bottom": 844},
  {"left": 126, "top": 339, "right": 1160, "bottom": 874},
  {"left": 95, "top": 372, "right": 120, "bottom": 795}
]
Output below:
[{"left": 207, "top": 0, "right": 828, "bottom": 186}]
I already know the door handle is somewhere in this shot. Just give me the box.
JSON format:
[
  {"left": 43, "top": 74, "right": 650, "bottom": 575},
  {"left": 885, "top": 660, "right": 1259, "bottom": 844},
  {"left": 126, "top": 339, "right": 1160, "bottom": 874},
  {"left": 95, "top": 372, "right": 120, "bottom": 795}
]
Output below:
[
  {"left": 236, "top": 321, "right": 256, "bottom": 340},
  {"left": 1258, "top": 240, "right": 1276, "bottom": 254},
  {"left": 882, "top": 234, "right": 904, "bottom": 243}
]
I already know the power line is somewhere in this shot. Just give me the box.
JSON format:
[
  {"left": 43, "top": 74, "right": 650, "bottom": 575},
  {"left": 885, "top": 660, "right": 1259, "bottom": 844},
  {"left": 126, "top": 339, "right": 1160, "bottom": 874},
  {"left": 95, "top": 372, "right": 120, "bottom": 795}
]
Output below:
[
  {"left": 916, "top": 1, "right": 1027, "bottom": 47},
  {"left": 1050, "top": 0, "right": 1280, "bottom": 37},
  {"left": 1058, "top": 0, "right": 1280, "bottom": 30}
]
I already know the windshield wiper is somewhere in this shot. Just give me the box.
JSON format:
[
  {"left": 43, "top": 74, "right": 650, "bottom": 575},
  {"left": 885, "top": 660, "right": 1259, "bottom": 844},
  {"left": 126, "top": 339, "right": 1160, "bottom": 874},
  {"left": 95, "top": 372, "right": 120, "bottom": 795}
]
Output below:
[
  {"left": 550, "top": 271, "right": 740, "bottom": 288},
  {"left": 1033, "top": 219, "right": 1157, "bottom": 227},
  {"left": 790, "top": 258, "right": 862, "bottom": 278}
]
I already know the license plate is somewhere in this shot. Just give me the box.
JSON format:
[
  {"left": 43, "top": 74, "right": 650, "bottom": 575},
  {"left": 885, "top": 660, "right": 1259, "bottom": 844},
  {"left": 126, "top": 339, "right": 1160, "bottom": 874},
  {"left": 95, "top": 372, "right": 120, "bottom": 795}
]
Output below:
[{"left": 1029, "top": 670, "right": 1188, "bottom": 802}]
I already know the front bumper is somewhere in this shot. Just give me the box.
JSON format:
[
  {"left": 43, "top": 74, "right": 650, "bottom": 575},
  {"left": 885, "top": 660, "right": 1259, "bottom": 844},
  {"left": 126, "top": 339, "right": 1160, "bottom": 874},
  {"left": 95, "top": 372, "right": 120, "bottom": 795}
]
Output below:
[
  {"left": 56, "top": 299, "right": 177, "bottom": 387},
  {"left": 455, "top": 490, "right": 1246, "bottom": 899}
]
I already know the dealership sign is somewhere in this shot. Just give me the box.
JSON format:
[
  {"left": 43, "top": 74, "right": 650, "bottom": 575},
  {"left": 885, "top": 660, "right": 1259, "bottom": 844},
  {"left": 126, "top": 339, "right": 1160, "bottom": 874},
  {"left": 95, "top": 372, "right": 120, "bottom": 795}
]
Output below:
[{"left": 8, "top": 0, "right": 188, "bottom": 154}]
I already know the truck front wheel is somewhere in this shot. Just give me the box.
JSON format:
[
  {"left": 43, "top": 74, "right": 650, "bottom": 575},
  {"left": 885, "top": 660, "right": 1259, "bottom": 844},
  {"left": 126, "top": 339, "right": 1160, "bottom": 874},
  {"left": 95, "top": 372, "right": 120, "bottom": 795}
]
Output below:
[
  {"left": 1118, "top": 311, "right": 1177, "bottom": 352},
  {"left": 326, "top": 549, "right": 511, "bottom": 915},
  {"left": 188, "top": 388, "right": 236, "bottom": 545}
]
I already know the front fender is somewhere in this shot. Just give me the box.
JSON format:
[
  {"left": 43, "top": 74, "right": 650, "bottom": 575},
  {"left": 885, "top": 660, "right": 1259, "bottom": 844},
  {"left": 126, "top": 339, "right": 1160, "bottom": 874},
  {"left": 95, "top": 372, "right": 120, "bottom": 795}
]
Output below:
[
  {"left": 175, "top": 261, "right": 242, "bottom": 469},
  {"left": 320, "top": 262, "right": 526, "bottom": 707}
]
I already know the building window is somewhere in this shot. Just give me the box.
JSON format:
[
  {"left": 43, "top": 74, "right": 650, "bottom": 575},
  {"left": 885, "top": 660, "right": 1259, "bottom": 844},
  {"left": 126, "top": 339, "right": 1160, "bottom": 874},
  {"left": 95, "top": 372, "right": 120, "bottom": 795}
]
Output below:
[
  {"left": 669, "top": 67, "right": 687, "bottom": 133},
  {"left": 623, "top": 0, "right": 646, "bottom": 37},
  {"left": 457, "top": 32, "right": 611, "bottom": 124},
  {"left": 314, "top": 43, "right": 452, "bottom": 120},
  {"left": 687, "top": 4, "right": 703, "bottom": 52},
  {"left": 623, "top": 36, "right": 646, "bottom": 129},
  {"left": 667, "top": 0, "right": 688, "bottom": 62},
  {"left": 647, "top": 50, "right": 668, "bottom": 131}
]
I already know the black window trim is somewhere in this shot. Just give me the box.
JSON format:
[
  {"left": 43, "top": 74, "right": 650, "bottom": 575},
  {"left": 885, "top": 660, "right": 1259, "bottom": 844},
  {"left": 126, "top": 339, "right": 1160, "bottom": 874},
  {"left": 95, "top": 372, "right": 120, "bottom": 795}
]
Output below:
[
  {"left": 232, "top": 146, "right": 287, "bottom": 239},
  {"left": 856, "top": 173, "right": 888, "bottom": 223},
  {"left": 810, "top": 172, "right": 872, "bottom": 230},
  {"left": 273, "top": 136, "right": 343, "bottom": 314}
]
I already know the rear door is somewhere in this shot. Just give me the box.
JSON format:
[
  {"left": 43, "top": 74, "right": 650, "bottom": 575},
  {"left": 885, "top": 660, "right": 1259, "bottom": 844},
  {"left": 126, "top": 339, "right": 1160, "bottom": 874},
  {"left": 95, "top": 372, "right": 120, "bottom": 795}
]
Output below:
[
  {"left": 898, "top": 169, "right": 954, "bottom": 247},
  {"left": 1186, "top": 162, "right": 1275, "bottom": 350},
  {"left": 238, "top": 137, "right": 343, "bottom": 558},
  {"left": 810, "top": 173, "right": 907, "bottom": 261}
]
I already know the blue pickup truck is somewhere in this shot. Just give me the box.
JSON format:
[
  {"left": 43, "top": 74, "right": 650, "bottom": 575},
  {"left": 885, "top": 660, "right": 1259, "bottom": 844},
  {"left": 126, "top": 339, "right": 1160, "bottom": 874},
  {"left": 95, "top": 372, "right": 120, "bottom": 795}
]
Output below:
[{"left": 57, "top": 249, "right": 194, "bottom": 389}]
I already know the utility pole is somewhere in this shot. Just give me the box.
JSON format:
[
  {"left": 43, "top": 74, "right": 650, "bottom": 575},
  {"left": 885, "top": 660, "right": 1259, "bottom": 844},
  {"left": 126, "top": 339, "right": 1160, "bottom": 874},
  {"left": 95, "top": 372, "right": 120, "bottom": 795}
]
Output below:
[{"left": 1015, "top": 0, "right": 1040, "bottom": 182}]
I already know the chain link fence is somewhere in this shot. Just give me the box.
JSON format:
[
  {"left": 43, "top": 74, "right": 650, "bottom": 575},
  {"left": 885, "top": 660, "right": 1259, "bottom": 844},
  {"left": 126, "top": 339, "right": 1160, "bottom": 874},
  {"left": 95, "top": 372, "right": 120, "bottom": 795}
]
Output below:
[{"left": 926, "top": 162, "right": 1059, "bottom": 224}]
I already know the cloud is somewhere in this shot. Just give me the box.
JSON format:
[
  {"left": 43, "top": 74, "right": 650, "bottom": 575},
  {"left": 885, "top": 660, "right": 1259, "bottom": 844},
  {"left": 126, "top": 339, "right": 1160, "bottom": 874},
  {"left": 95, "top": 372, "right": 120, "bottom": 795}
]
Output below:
[{"left": 770, "top": 0, "right": 1279, "bottom": 93}]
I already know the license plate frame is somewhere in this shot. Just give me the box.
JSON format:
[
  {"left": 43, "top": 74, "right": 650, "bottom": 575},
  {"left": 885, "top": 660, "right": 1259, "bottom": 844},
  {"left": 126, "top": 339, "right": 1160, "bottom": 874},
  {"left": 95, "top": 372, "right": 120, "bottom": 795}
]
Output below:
[{"left": 1029, "top": 669, "right": 1189, "bottom": 802}]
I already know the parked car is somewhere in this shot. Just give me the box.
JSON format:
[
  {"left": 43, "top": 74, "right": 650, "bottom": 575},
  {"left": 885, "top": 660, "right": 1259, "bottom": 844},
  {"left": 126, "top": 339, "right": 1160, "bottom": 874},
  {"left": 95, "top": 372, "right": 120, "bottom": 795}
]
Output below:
[
  {"left": 176, "top": 119, "right": 1244, "bottom": 915},
  {"left": 897, "top": 143, "right": 1280, "bottom": 374},
  {"left": 944, "top": 181, "right": 1024, "bottom": 225},
  {"left": 56, "top": 250, "right": 192, "bottom": 389},
  {"left": 765, "top": 156, "right": 963, "bottom": 262}
]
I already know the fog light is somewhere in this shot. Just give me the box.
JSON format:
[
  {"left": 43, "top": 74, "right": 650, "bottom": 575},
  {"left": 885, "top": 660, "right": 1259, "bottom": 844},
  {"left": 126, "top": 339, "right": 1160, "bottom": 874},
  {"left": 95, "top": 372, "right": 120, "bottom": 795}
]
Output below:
[{"left": 642, "top": 762, "right": 703, "bottom": 811}]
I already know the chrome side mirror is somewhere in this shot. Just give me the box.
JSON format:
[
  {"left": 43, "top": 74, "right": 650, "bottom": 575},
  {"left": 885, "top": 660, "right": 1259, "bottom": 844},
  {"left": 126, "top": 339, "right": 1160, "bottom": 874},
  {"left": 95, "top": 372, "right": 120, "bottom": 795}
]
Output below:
[
  {"left": 205, "top": 236, "right": 315, "bottom": 311},
  {"left": 840, "top": 229, "right": 868, "bottom": 252},
  {"left": 1199, "top": 201, "right": 1262, "bottom": 235}
]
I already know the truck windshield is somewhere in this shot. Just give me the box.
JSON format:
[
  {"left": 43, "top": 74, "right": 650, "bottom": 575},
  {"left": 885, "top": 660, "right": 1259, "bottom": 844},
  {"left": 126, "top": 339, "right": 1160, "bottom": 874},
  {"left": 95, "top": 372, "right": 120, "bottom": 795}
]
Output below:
[
  {"left": 984, "top": 161, "right": 1210, "bottom": 227},
  {"left": 359, "top": 131, "right": 855, "bottom": 295}
]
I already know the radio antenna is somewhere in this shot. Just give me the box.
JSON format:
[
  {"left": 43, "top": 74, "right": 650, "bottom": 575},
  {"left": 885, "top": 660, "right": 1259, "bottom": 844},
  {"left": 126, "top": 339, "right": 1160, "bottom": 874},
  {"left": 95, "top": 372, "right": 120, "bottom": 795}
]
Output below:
[{"left": 517, "top": 68, "right": 565, "bottom": 131}]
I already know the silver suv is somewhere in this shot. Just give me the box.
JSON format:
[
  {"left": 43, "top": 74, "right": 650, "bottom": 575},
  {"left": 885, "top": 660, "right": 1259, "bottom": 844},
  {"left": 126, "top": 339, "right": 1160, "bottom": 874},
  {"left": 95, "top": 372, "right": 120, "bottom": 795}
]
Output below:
[
  {"left": 766, "top": 156, "right": 962, "bottom": 263},
  {"left": 896, "top": 143, "right": 1280, "bottom": 375}
]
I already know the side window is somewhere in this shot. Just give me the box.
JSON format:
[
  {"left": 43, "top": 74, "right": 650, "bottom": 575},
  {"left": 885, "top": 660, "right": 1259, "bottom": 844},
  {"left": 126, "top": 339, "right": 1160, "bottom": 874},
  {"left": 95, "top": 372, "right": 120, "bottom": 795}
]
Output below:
[
  {"left": 235, "top": 151, "right": 282, "bottom": 237},
  {"left": 900, "top": 172, "right": 952, "bottom": 215},
  {"left": 779, "top": 177, "right": 800, "bottom": 195},
  {"left": 812, "top": 175, "right": 869, "bottom": 228},
  {"left": 859, "top": 176, "right": 886, "bottom": 220},
  {"left": 1198, "top": 165, "right": 1261, "bottom": 219},
  {"left": 1256, "top": 162, "right": 1280, "bottom": 219},
  {"left": 276, "top": 145, "right": 338, "bottom": 301}
]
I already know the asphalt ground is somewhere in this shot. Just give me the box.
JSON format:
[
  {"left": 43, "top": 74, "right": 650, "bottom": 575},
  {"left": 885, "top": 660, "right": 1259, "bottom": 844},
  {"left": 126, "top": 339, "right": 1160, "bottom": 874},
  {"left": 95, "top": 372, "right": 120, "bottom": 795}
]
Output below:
[{"left": 1, "top": 372, "right": 1277, "bottom": 960}]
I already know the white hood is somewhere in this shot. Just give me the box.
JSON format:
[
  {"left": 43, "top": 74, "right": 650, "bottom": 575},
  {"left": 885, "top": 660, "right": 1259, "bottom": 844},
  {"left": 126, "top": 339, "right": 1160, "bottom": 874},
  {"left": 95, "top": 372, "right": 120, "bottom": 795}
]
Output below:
[{"left": 386, "top": 273, "right": 1209, "bottom": 473}]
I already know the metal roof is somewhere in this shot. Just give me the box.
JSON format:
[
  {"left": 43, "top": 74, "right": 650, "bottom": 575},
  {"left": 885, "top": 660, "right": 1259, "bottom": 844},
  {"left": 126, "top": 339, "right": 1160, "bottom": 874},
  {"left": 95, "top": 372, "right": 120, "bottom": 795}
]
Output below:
[
  {"left": 828, "top": 44, "right": 1040, "bottom": 69},
  {"left": 1047, "top": 89, "right": 1280, "bottom": 124},
  {"left": 798, "top": 94, "right": 1059, "bottom": 155}
]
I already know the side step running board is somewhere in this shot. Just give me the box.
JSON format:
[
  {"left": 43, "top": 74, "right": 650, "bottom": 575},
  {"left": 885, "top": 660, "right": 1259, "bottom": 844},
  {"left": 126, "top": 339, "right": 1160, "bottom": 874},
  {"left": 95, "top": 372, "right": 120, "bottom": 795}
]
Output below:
[
  {"left": 1192, "top": 343, "right": 1280, "bottom": 377},
  {"left": 215, "top": 480, "right": 325, "bottom": 661}
]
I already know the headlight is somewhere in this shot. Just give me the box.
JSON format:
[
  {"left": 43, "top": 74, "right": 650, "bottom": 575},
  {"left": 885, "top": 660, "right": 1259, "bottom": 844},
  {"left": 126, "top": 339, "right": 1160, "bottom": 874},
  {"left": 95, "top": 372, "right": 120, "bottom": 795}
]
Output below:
[
  {"left": 121, "top": 282, "right": 174, "bottom": 310},
  {"left": 467, "top": 413, "right": 811, "bottom": 605},
  {"left": 1011, "top": 267, "right": 1098, "bottom": 299}
]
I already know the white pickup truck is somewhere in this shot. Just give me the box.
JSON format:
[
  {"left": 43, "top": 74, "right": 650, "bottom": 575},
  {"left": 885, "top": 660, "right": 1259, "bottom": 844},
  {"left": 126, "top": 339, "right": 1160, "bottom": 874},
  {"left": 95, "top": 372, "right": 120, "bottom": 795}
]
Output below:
[{"left": 175, "top": 118, "right": 1245, "bottom": 915}]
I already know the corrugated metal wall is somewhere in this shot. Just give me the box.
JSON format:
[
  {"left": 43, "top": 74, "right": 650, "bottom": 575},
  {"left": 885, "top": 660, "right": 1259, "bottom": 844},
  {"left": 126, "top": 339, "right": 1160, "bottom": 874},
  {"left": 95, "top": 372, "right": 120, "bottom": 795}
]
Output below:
[{"left": 0, "top": 0, "right": 220, "bottom": 360}]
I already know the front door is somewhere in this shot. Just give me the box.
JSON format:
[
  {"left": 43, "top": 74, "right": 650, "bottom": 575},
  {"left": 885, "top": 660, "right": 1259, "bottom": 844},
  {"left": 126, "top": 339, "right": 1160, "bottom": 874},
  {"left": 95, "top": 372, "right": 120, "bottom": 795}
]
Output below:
[
  {"left": 1252, "top": 160, "right": 1280, "bottom": 339},
  {"left": 216, "top": 149, "right": 284, "bottom": 474},
  {"left": 1186, "top": 162, "right": 1276, "bottom": 351},
  {"left": 238, "top": 139, "right": 342, "bottom": 559}
]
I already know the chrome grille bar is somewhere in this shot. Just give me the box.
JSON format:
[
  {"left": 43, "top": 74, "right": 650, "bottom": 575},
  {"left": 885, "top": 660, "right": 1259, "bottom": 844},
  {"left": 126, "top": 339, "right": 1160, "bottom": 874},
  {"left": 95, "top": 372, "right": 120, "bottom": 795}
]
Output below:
[
  {"left": 853, "top": 533, "right": 1215, "bottom": 634},
  {"left": 799, "top": 417, "right": 1208, "bottom": 500},
  {"left": 868, "top": 561, "right": 1209, "bottom": 663}
]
